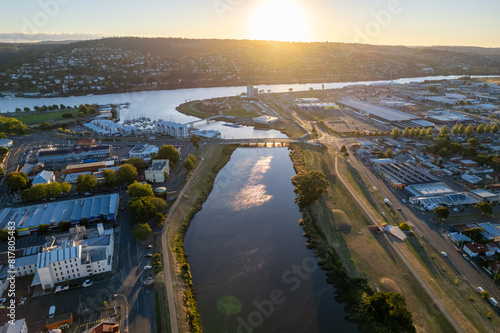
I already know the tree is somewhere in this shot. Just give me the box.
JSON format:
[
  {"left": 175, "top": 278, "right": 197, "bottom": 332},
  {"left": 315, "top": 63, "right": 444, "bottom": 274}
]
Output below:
[
  {"left": 439, "top": 147, "right": 450, "bottom": 158},
  {"left": 362, "top": 292, "right": 415, "bottom": 333},
  {"left": 426, "top": 127, "right": 433, "bottom": 136},
  {"left": 23, "top": 107, "right": 30, "bottom": 112},
  {"left": 492, "top": 123, "right": 499, "bottom": 133},
  {"left": 428, "top": 85, "right": 438, "bottom": 93},
  {"left": 384, "top": 149, "right": 394, "bottom": 159},
  {"left": 150, "top": 197, "right": 167, "bottom": 212},
  {"left": 485, "top": 124, "right": 491, "bottom": 133},
  {"left": 399, "top": 222, "right": 410, "bottom": 231},
  {"left": 76, "top": 174, "right": 97, "bottom": 193},
  {"left": 132, "top": 223, "right": 151, "bottom": 241},
  {"left": 101, "top": 169, "right": 117, "bottom": 188},
  {"left": 451, "top": 125, "right": 459, "bottom": 135},
  {"left": 468, "top": 137, "right": 480, "bottom": 148},
  {"left": 61, "top": 182, "right": 72, "bottom": 194},
  {"left": 58, "top": 221, "right": 71, "bottom": 232},
  {"left": 457, "top": 124, "right": 465, "bottom": 135},
  {"left": 403, "top": 127, "right": 410, "bottom": 137},
  {"left": 84, "top": 131, "right": 91, "bottom": 136},
  {"left": 126, "top": 157, "right": 147, "bottom": 170},
  {"left": 391, "top": 127, "right": 401, "bottom": 139},
  {"left": 116, "top": 164, "right": 138, "bottom": 186},
  {"left": 78, "top": 104, "right": 89, "bottom": 114},
  {"left": 184, "top": 158, "right": 194, "bottom": 171},
  {"left": 475, "top": 202, "right": 493, "bottom": 215},
  {"left": 291, "top": 171, "right": 329, "bottom": 207},
  {"left": 155, "top": 145, "right": 179, "bottom": 166},
  {"left": 0, "top": 132, "right": 6, "bottom": 139},
  {"left": 6, "top": 172, "right": 28, "bottom": 192},
  {"left": 127, "top": 181, "right": 154, "bottom": 201},
  {"left": 340, "top": 145, "right": 347, "bottom": 153},
  {"left": 465, "top": 124, "right": 474, "bottom": 138},
  {"left": 39, "top": 121, "right": 52, "bottom": 131},
  {"left": 60, "top": 104, "right": 66, "bottom": 109},
  {"left": 187, "top": 154, "right": 196, "bottom": 165},
  {"left": 21, "top": 184, "right": 47, "bottom": 201},
  {"left": 477, "top": 124, "right": 485, "bottom": 134},
  {"left": 129, "top": 197, "right": 157, "bottom": 223},
  {"left": 190, "top": 135, "right": 202, "bottom": 149},
  {"left": 440, "top": 125, "right": 449, "bottom": 135},
  {"left": 46, "top": 182, "right": 62, "bottom": 197},
  {"left": 434, "top": 206, "right": 450, "bottom": 221}
]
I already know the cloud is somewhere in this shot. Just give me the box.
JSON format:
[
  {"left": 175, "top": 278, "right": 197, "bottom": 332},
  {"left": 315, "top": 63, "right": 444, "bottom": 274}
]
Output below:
[{"left": 0, "top": 32, "right": 110, "bottom": 43}]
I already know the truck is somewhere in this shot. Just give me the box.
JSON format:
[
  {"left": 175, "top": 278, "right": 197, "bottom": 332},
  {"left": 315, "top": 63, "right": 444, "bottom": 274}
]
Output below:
[{"left": 384, "top": 198, "right": 391, "bottom": 207}]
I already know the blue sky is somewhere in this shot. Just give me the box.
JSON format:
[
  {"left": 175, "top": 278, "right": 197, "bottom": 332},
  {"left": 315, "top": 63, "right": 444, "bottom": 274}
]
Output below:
[{"left": 1, "top": 0, "right": 500, "bottom": 47}]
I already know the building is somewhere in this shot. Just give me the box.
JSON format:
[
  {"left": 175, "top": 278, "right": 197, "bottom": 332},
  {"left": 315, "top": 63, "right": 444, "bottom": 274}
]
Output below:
[
  {"left": 92, "top": 322, "right": 119, "bottom": 333},
  {"left": 65, "top": 161, "right": 115, "bottom": 175},
  {"left": 0, "top": 318, "right": 28, "bottom": 333},
  {"left": 469, "top": 190, "right": 500, "bottom": 204},
  {"left": 77, "top": 139, "right": 96, "bottom": 147},
  {"left": 406, "top": 182, "right": 456, "bottom": 197},
  {"left": 247, "top": 85, "right": 258, "bottom": 98},
  {"left": 45, "top": 313, "right": 73, "bottom": 331},
  {"left": 0, "top": 193, "right": 119, "bottom": 235},
  {"left": 154, "top": 121, "right": 188, "bottom": 138},
  {"left": 145, "top": 159, "right": 170, "bottom": 183},
  {"left": 128, "top": 144, "right": 158, "bottom": 162},
  {"left": 31, "top": 171, "right": 56, "bottom": 185},
  {"left": 37, "top": 146, "right": 112, "bottom": 164},
  {"left": 192, "top": 129, "right": 221, "bottom": 139},
  {"left": 253, "top": 116, "right": 278, "bottom": 125},
  {"left": 426, "top": 110, "right": 472, "bottom": 125},
  {"left": 0, "top": 139, "right": 13, "bottom": 148},
  {"left": 463, "top": 243, "right": 493, "bottom": 258},
  {"left": 373, "top": 162, "right": 440, "bottom": 189}
]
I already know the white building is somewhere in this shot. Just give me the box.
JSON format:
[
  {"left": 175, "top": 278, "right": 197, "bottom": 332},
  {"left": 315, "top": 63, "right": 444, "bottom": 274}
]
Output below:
[
  {"left": 247, "top": 85, "right": 258, "bottom": 98},
  {"left": 154, "top": 121, "right": 188, "bottom": 138},
  {"left": 253, "top": 116, "right": 278, "bottom": 124},
  {"left": 128, "top": 144, "right": 158, "bottom": 162},
  {"left": 145, "top": 159, "right": 170, "bottom": 183},
  {"left": 31, "top": 171, "right": 56, "bottom": 185},
  {"left": 0, "top": 318, "right": 28, "bottom": 333}
]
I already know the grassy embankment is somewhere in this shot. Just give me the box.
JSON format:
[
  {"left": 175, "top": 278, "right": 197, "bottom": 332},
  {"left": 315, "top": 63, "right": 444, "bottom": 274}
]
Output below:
[
  {"left": 298, "top": 144, "right": 499, "bottom": 332},
  {"left": 289, "top": 144, "right": 463, "bottom": 332},
  {"left": 166, "top": 144, "right": 237, "bottom": 333}
]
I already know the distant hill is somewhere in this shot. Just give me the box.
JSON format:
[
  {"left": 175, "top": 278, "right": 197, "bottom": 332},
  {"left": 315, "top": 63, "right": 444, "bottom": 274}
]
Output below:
[{"left": 1, "top": 37, "right": 500, "bottom": 95}]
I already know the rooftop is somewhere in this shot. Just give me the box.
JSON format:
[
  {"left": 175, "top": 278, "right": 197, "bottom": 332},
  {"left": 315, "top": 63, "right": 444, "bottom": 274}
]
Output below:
[{"left": 338, "top": 100, "right": 420, "bottom": 122}]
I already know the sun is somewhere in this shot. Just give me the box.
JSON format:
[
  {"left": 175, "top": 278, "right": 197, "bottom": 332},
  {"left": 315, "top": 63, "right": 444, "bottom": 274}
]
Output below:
[{"left": 247, "top": 0, "right": 311, "bottom": 42}]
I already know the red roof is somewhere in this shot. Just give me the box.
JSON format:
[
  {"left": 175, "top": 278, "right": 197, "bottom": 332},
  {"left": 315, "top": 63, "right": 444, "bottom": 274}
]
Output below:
[
  {"left": 464, "top": 243, "right": 488, "bottom": 254},
  {"left": 93, "top": 322, "right": 119, "bottom": 333}
]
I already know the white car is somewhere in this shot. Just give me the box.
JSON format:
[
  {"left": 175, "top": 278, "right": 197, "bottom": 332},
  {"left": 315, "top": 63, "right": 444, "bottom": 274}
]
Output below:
[
  {"left": 402, "top": 199, "right": 407, "bottom": 203},
  {"left": 477, "top": 287, "right": 485, "bottom": 293},
  {"left": 441, "top": 252, "right": 448, "bottom": 257},
  {"left": 82, "top": 279, "right": 93, "bottom": 287},
  {"left": 144, "top": 265, "right": 152, "bottom": 270},
  {"left": 49, "top": 306, "right": 56, "bottom": 318}
]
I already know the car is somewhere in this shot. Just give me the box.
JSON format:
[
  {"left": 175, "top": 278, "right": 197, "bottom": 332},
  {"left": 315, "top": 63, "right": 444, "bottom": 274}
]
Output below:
[
  {"left": 441, "top": 252, "right": 448, "bottom": 257},
  {"left": 489, "top": 297, "right": 499, "bottom": 307},
  {"left": 84, "top": 192, "right": 91, "bottom": 196},
  {"left": 145, "top": 253, "right": 153, "bottom": 258},
  {"left": 462, "top": 253, "right": 469, "bottom": 260},
  {"left": 477, "top": 287, "right": 485, "bottom": 293},
  {"left": 49, "top": 306, "right": 56, "bottom": 318},
  {"left": 144, "top": 265, "right": 152, "bottom": 270},
  {"left": 146, "top": 245, "right": 152, "bottom": 249},
  {"left": 82, "top": 279, "right": 93, "bottom": 287},
  {"left": 402, "top": 199, "right": 407, "bottom": 203},
  {"left": 452, "top": 208, "right": 459, "bottom": 212}
]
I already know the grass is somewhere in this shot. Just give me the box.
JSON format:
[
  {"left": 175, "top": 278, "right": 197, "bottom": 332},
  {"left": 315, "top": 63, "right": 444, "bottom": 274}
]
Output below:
[
  {"left": 176, "top": 101, "right": 212, "bottom": 118},
  {"left": 8, "top": 109, "right": 79, "bottom": 124},
  {"left": 221, "top": 105, "right": 258, "bottom": 118}
]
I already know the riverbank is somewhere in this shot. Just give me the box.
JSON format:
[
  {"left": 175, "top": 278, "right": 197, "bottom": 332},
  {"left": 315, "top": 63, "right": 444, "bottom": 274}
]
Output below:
[{"left": 165, "top": 144, "right": 237, "bottom": 333}]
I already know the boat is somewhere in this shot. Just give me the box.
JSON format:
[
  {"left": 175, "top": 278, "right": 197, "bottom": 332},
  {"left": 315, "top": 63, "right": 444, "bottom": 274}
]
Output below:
[{"left": 222, "top": 122, "right": 241, "bottom": 128}]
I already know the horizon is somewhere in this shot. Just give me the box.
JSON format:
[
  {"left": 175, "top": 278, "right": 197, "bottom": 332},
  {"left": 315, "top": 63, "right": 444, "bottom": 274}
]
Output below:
[{"left": 1, "top": 0, "right": 500, "bottom": 47}]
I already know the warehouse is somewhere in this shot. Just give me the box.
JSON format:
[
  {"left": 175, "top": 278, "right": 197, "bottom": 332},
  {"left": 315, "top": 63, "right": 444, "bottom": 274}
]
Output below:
[
  {"left": 373, "top": 162, "right": 440, "bottom": 189},
  {"left": 339, "top": 100, "right": 420, "bottom": 123},
  {"left": 0, "top": 193, "right": 119, "bottom": 235}
]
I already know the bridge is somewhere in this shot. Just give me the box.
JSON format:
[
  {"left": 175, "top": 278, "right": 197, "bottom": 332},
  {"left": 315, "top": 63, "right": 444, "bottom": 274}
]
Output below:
[
  {"left": 184, "top": 115, "right": 221, "bottom": 128},
  {"left": 220, "top": 137, "right": 302, "bottom": 147}
]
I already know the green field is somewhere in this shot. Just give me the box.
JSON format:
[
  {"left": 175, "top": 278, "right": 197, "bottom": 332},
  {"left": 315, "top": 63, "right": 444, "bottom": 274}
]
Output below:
[
  {"left": 221, "top": 106, "right": 258, "bottom": 118},
  {"left": 9, "top": 109, "right": 79, "bottom": 124}
]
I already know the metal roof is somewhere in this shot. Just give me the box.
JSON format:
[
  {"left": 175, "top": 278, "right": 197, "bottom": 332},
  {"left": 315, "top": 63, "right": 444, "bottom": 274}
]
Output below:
[{"left": 338, "top": 100, "right": 420, "bottom": 122}]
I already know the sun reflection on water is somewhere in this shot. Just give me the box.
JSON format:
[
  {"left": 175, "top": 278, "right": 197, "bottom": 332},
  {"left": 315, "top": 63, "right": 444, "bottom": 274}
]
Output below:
[{"left": 232, "top": 156, "right": 273, "bottom": 211}]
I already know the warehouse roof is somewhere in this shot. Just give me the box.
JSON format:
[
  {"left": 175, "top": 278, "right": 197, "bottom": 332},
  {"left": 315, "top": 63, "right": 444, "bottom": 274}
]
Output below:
[{"left": 338, "top": 100, "right": 420, "bottom": 122}]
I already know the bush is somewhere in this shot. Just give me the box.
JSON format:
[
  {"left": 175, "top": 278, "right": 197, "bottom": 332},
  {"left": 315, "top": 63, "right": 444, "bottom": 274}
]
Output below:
[
  {"left": 132, "top": 223, "right": 151, "bottom": 241},
  {"left": 399, "top": 222, "right": 410, "bottom": 231}
]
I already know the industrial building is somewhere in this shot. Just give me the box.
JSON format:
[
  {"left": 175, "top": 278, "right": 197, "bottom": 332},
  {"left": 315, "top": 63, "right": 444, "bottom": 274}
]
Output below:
[
  {"left": 0, "top": 193, "right": 119, "bottom": 235},
  {"left": 338, "top": 100, "right": 434, "bottom": 129},
  {"left": 373, "top": 162, "right": 440, "bottom": 189},
  {"left": 65, "top": 160, "right": 115, "bottom": 175},
  {"left": 37, "top": 146, "right": 112, "bottom": 164},
  {"left": 426, "top": 110, "right": 473, "bottom": 125}
]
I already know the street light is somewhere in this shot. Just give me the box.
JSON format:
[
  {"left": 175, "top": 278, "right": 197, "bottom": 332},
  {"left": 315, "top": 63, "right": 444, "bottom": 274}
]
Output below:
[{"left": 113, "top": 294, "right": 129, "bottom": 333}]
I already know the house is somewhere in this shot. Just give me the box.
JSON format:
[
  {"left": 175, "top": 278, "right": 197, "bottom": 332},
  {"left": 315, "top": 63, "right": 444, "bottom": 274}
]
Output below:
[
  {"left": 0, "top": 318, "right": 28, "bottom": 333},
  {"left": 92, "top": 322, "right": 119, "bottom": 333},
  {"left": 145, "top": 159, "right": 170, "bottom": 183},
  {"left": 463, "top": 243, "right": 493, "bottom": 258},
  {"left": 31, "top": 171, "right": 55, "bottom": 185}
]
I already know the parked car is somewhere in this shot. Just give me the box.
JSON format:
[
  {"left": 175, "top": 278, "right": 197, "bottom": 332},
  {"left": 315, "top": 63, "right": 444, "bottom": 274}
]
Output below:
[
  {"left": 462, "top": 254, "right": 469, "bottom": 261},
  {"left": 146, "top": 245, "right": 152, "bottom": 249},
  {"left": 144, "top": 265, "right": 152, "bottom": 270},
  {"left": 477, "top": 287, "right": 485, "bottom": 293},
  {"left": 82, "top": 279, "right": 93, "bottom": 287},
  {"left": 441, "top": 252, "right": 448, "bottom": 257},
  {"left": 49, "top": 306, "right": 56, "bottom": 318},
  {"left": 145, "top": 254, "right": 153, "bottom": 258},
  {"left": 489, "top": 297, "right": 499, "bottom": 307}
]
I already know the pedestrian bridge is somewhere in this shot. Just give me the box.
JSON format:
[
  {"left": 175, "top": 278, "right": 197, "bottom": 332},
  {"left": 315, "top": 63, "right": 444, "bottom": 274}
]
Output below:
[
  {"left": 220, "top": 137, "right": 301, "bottom": 147},
  {"left": 184, "top": 115, "right": 221, "bottom": 128}
]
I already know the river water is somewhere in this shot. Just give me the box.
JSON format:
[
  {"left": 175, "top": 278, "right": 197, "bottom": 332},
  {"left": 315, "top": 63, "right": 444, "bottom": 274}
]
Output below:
[
  {"left": 0, "top": 75, "right": 493, "bottom": 139},
  {"left": 184, "top": 148, "right": 358, "bottom": 333}
]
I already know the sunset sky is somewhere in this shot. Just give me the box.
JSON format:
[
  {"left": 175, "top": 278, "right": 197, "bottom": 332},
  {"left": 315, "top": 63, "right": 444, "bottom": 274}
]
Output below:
[{"left": 1, "top": 0, "right": 500, "bottom": 47}]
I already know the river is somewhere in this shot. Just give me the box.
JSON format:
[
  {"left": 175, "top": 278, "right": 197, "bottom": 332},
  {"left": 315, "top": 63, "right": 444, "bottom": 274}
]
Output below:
[
  {"left": 0, "top": 75, "right": 494, "bottom": 139},
  {"left": 184, "top": 148, "right": 359, "bottom": 333}
]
